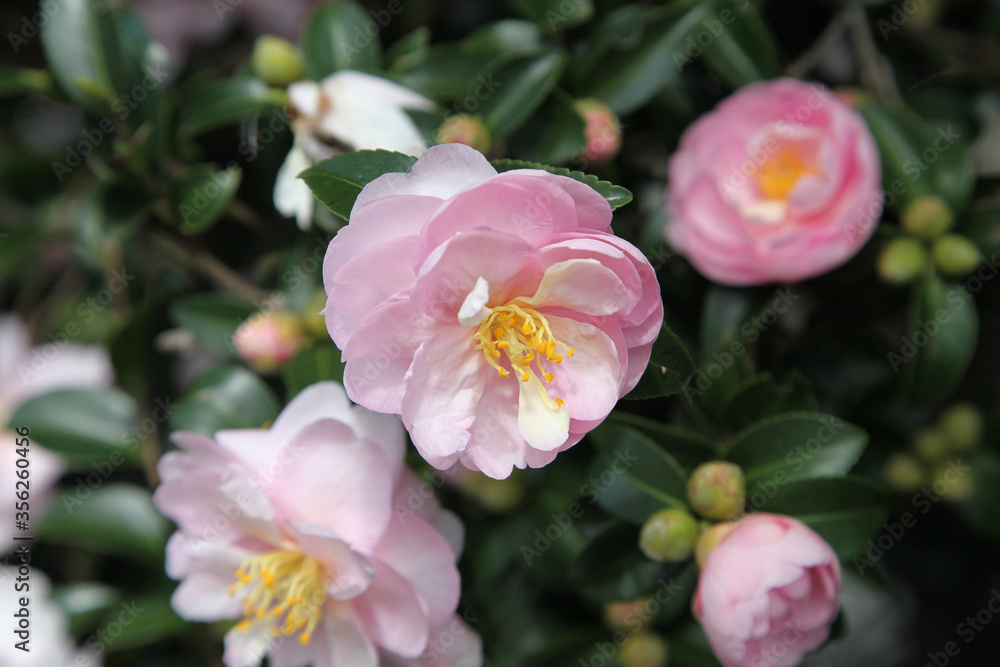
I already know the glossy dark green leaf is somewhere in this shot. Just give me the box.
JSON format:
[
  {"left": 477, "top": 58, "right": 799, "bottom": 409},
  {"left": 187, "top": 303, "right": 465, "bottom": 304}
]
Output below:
[
  {"left": 169, "top": 293, "right": 257, "bottom": 357},
  {"left": 40, "top": 0, "right": 122, "bottom": 110},
  {"left": 901, "top": 275, "right": 978, "bottom": 406},
  {"left": 283, "top": 345, "right": 347, "bottom": 399},
  {"left": 392, "top": 46, "right": 492, "bottom": 99},
  {"left": 491, "top": 159, "right": 632, "bottom": 209},
  {"left": 172, "top": 164, "right": 242, "bottom": 234},
  {"left": 717, "top": 370, "right": 819, "bottom": 430},
  {"left": 301, "top": 1, "right": 381, "bottom": 78},
  {"left": 606, "top": 411, "right": 718, "bottom": 472},
  {"left": 509, "top": 0, "right": 594, "bottom": 32},
  {"left": 302, "top": 150, "right": 418, "bottom": 221},
  {"left": 170, "top": 365, "right": 280, "bottom": 435},
  {"left": 463, "top": 20, "right": 545, "bottom": 55},
  {"left": 588, "top": 423, "right": 690, "bottom": 524},
  {"left": 696, "top": 0, "right": 781, "bottom": 88},
  {"left": 10, "top": 389, "right": 140, "bottom": 467},
  {"left": 509, "top": 95, "right": 587, "bottom": 166},
  {"left": 38, "top": 483, "right": 169, "bottom": 565},
  {"left": 627, "top": 323, "right": 696, "bottom": 400},
  {"left": 572, "top": 521, "right": 682, "bottom": 602},
  {"left": 475, "top": 50, "right": 567, "bottom": 138},
  {"left": 752, "top": 477, "right": 888, "bottom": 559},
  {"left": 724, "top": 412, "right": 869, "bottom": 486},
  {"left": 694, "top": 286, "right": 757, "bottom": 417},
  {"left": 177, "top": 79, "right": 286, "bottom": 139}
]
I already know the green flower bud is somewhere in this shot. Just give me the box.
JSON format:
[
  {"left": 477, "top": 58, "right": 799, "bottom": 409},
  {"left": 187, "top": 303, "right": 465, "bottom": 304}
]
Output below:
[
  {"left": 930, "top": 461, "right": 974, "bottom": 503},
  {"left": 638, "top": 508, "right": 699, "bottom": 562},
  {"left": 687, "top": 462, "right": 746, "bottom": 521},
  {"left": 619, "top": 632, "right": 670, "bottom": 667},
  {"left": 932, "top": 234, "right": 981, "bottom": 277},
  {"left": 913, "top": 428, "right": 950, "bottom": 463},
  {"left": 694, "top": 521, "right": 738, "bottom": 569},
  {"left": 937, "top": 403, "right": 983, "bottom": 453},
  {"left": 877, "top": 238, "right": 928, "bottom": 284},
  {"left": 603, "top": 598, "right": 653, "bottom": 633},
  {"left": 436, "top": 115, "right": 491, "bottom": 154},
  {"left": 252, "top": 36, "right": 304, "bottom": 87},
  {"left": 901, "top": 195, "right": 953, "bottom": 239},
  {"left": 883, "top": 452, "right": 926, "bottom": 493}
]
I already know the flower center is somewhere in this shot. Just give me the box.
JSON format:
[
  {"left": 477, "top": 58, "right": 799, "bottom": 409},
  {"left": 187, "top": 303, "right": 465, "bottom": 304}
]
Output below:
[
  {"left": 756, "top": 147, "right": 817, "bottom": 200},
  {"left": 472, "top": 304, "right": 573, "bottom": 408},
  {"left": 229, "top": 550, "right": 327, "bottom": 645}
]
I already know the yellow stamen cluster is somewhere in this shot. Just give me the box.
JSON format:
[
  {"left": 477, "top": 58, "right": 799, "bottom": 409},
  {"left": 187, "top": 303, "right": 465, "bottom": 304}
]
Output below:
[
  {"left": 229, "top": 550, "right": 327, "bottom": 646},
  {"left": 473, "top": 304, "right": 573, "bottom": 408},
  {"left": 757, "top": 147, "right": 818, "bottom": 200}
]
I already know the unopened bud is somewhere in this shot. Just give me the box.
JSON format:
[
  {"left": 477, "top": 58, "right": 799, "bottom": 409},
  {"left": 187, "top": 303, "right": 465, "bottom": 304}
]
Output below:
[
  {"left": 931, "top": 461, "right": 973, "bottom": 503},
  {"left": 234, "top": 311, "right": 305, "bottom": 373},
  {"left": 883, "top": 452, "right": 926, "bottom": 493},
  {"left": 436, "top": 115, "right": 491, "bottom": 154},
  {"left": 937, "top": 403, "right": 983, "bottom": 453},
  {"left": 913, "top": 428, "right": 950, "bottom": 463},
  {"left": 574, "top": 98, "right": 621, "bottom": 166},
  {"left": 694, "top": 521, "right": 738, "bottom": 569},
  {"left": 619, "top": 631, "right": 670, "bottom": 667},
  {"left": 877, "top": 238, "right": 928, "bottom": 284},
  {"left": 932, "top": 234, "right": 981, "bottom": 277},
  {"left": 603, "top": 598, "right": 653, "bottom": 634},
  {"left": 252, "top": 36, "right": 305, "bottom": 87},
  {"left": 639, "top": 508, "right": 699, "bottom": 562},
  {"left": 687, "top": 462, "right": 746, "bottom": 521},
  {"left": 901, "top": 195, "right": 954, "bottom": 239}
]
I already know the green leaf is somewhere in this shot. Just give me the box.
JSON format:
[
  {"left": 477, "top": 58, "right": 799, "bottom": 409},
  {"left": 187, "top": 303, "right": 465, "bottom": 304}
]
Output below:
[
  {"left": 508, "top": 0, "right": 594, "bottom": 31},
  {"left": 0, "top": 66, "right": 54, "bottom": 97},
  {"left": 520, "top": 96, "right": 588, "bottom": 166},
  {"left": 53, "top": 583, "right": 119, "bottom": 636},
  {"left": 697, "top": 0, "right": 781, "bottom": 88},
  {"left": 101, "top": 591, "right": 190, "bottom": 653},
  {"left": 474, "top": 50, "right": 567, "bottom": 138},
  {"left": 385, "top": 26, "right": 431, "bottom": 71},
  {"left": 965, "top": 201, "right": 1000, "bottom": 257},
  {"left": 10, "top": 389, "right": 139, "bottom": 467},
  {"left": 463, "top": 20, "right": 545, "bottom": 56},
  {"left": 901, "top": 275, "right": 978, "bottom": 406},
  {"left": 723, "top": 412, "right": 869, "bottom": 486},
  {"left": 589, "top": 423, "right": 690, "bottom": 524},
  {"left": 572, "top": 521, "right": 683, "bottom": 602},
  {"left": 40, "top": 0, "right": 121, "bottom": 110},
  {"left": 576, "top": 3, "right": 709, "bottom": 115},
  {"left": 169, "top": 293, "right": 257, "bottom": 357},
  {"left": 626, "top": 323, "right": 696, "bottom": 400},
  {"left": 752, "top": 477, "right": 888, "bottom": 559},
  {"left": 301, "top": 2, "right": 381, "bottom": 79},
  {"left": 606, "top": 411, "right": 717, "bottom": 472},
  {"left": 170, "top": 365, "right": 281, "bottom": 435},
  {"left": 172, "top": 164, "right": 242, "bottom": 234},
  {"left": 491, "top": 159, "right": 632, "bottom": 210},
  {"left": 38, "top": 484, "right": 169, "bottom": 565},
  {"left": 717, "top": 370, "right": 818, "bottom": 430},
  {"left": 177, "top": 79, "right": 286, "bottom": 139},
  {"left": 960, "top": 452, "right": 1000, "bottom": 544},
  {"left": 282, "top": 345, "right": 347, "bottom": 399},
  {"left": 694, "top": 286, "right": 757, "bottom": 417},
  {"left": 392, "top": 46, "right": 492, "bottom": 99},
  {"left": 302, "top": 150, "right": 418, "bottom": 221}
]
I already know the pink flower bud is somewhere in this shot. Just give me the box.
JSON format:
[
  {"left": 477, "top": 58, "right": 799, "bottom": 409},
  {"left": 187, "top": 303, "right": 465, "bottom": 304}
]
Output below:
[
  {"left": 574, "top": 98, "right": 622, "bottom": 166},
  {"left": 234, "top": 311, "right": 305, "bottom": 373},
  {"left": 436, "top": 115, "right": 492, "bottom": 154}
]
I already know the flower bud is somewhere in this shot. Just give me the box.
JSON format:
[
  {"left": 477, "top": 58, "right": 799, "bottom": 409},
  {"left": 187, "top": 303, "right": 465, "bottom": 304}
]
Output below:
[
  {"left": 694, "top": 521, "right": 738, "bottom": 569},
  {"left": 931, "top": 461, "right": 973, "bottom": 503},
  {"left": 877, "top": 237, "right": 928, "bottom": 284},
  {"left": 603, "top": 598, "right": 653, "bottom": 633},
  {"left": 252, "top": 36, "right": 305, "bottom": 87},
  {"left": 619, "top": 632, "right": 670, "bottom": 667},
  {"left": 932, "top": 234, "right": 981, "bottom": 277},
  {"left": 574, "top": 98, "right": 622, "bottom": 166},
  {"left": 436, "top": 115, "right": 491, "bottom": 154},
  {"left": 234, "top": 311, "right": 305, "bottom": 373},
  {"left": 937, "top": 403, "right": 983, "bottom": 453},
  {"left": 639, "top": 508, "right": 699, "bottom": 562},
  {"left": 687, "top": 462, "right": 746, "bottom": 521},
  {"left": 913, "top": 428, "right": 950, "bottom": 463},
  {"left": 883, "top": 452, "right": 926, "bottom": 493},
  {"left": 901, "top": 195, "right": 954, "bottom": 239}
]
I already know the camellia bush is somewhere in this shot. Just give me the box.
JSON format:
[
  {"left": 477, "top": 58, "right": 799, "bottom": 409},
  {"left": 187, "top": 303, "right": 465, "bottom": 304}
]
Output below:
[{"left": 2, "top": 0, "right": 1000, "bottom": 665}]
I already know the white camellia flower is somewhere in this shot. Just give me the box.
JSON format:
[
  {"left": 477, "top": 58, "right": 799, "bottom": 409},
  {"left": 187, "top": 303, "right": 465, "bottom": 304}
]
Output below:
[{"left": 274, "top": 70, "right": 434, "bottom": 229}]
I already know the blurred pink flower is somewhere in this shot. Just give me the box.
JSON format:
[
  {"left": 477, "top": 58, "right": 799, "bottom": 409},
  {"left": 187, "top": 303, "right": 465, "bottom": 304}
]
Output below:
[
  {"left": 665, "top": 78, "right": 882, "bottom": 285},
  {"left": 154, "top": 382, "right": 479, "bottom": 667},
  {"left": 275, "top": 71, "right": 434, "bottom": 229},
  {"left": 574, "top": 98, "right": 622, "bottom": 166},
  {"left": 323, "top": 143, "right": 663, "bottom": 479},
  {"left": 693, "top": 514, "right": 842, "bottom": 667},
  {"left": 0, "top": 314, "right": 114, "bottom": 549},
  {"left": 233, "top": 311, "right": 305, "bottom": 373}
]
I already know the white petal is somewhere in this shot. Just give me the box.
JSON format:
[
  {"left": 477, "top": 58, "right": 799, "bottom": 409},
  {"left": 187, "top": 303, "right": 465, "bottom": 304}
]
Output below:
[
  {"left": 457, "top": 276, "right": 491, "bottom": 327},
  {"left": 321, "top": 71, "right": 433, "bottom": 112},
  {"left": 288, "top": 81, "right": 323, "bottom": 119},
  {"left": 274, "top": 140, "right": 315, "bottom": 230},
  {"left": 517, "top": 378, "right": 570, "bottom": 451}
]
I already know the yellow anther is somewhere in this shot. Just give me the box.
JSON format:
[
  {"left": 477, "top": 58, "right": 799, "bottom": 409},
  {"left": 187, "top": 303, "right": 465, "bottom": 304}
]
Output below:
[
  {"left": 555, "top": 398, "right": 564, "bottom": 407},
  {"left": 521, "top": 374, "right": 530, "bottom": 383},
  {"left": 299, "top": 632, "right": 311, "bottom": 646},
  {"left": 544, "top": 373, "right": 554, "bottom": 383}
]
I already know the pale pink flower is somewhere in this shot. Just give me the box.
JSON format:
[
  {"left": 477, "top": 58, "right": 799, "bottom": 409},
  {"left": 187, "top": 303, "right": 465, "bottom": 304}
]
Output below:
[
  {"left": 0, "top": 314, "right": 114, "bottom": 549},
  {"left": 323, "top": 143, "right": 663, "bottom": 479},
  {"left": 693, "top": 514, "right": 842, "bottom": 667},
  {"left": 153, "top": 382, "right": 479, "bottom": 667},
  {"left": 665, "top": 78, "right": 882, "bottom": 285}
]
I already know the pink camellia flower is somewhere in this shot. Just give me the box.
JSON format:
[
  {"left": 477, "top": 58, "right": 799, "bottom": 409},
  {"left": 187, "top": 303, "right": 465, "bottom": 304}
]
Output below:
[
  {"left": 153, "top": 382, "right": 481, "bottom": 667},
  {"left": 322, "top": 143, "right": 663, "bottom": 479},
  {"left": 665, "top": 78, "right": 882, "bottom": 285},
  {"left": 693, "top": 514, "right": 842, "bottom": 667},
  {"left": 0, "top": 314, "right": 114, "bottom": 550}
]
